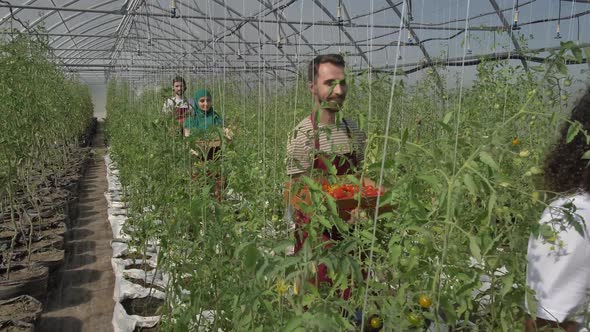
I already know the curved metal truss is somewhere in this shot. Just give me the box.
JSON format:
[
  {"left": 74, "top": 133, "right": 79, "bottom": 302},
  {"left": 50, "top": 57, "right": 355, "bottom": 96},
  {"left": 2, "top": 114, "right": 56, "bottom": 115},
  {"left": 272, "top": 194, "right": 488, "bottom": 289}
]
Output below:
[{"left": 1, "top": 0, "right": 588, "bottom": 85}]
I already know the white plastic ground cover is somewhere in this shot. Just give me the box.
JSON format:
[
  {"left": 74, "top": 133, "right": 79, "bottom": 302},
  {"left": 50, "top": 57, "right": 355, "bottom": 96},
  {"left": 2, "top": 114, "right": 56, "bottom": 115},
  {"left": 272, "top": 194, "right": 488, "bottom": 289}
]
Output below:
[
  {"left": 111, "top": 242, "right": 129, "bottom": 259},
  {"left": 105, "top": 151, "right": 168, "bottom": 332},
  {"left": 111, "top": 251, "right": 159, "bottom": 279},
  {"left": 167, "top": 291, "right": 223, "bottom": 331},
  {"left": 113, "top": 268, "right": 166, "bottom": 302},
  {"left": 109, "top": 201, "right": 127, "bottom": 209},
  {"left": 108, "top": 215, "right": 129, "bottom": 240},
  {"left": 112, "top": 292, "right": 164, "bottom": 332},
  {"left": 105, "top": 191, "right": 125, "bottom": 204},
  {"left": 468, "top": 256, "right": 514, "bottom": 311},
  {"left": 108, "top": 207, "right": 129, "bottom": 216}
]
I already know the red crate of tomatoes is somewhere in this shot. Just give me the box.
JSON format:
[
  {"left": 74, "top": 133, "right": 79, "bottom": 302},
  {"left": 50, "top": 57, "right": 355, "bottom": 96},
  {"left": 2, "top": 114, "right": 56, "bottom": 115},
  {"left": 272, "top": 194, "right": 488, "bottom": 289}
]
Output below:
[
  {"left": 322, "top": 181, "right": 386, "bottom": 211},
  {"left": 285, "top": 178, "right": 392, "bottom": 218}
]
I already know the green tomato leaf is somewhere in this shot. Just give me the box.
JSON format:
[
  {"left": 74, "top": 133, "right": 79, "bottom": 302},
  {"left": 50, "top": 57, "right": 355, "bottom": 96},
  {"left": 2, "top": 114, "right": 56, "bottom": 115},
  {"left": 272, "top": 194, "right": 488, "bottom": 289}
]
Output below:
[
  {"left": 325, "top": 196, "right": 338, "bottom": 216},
  {"left": 243, "top": 244, "right": 259, "bottom": 270},
  {"left": 418, "top": 175, "right": 440, "bottom": 189},
  {"left": 401, "top": 127, "right": 409, "bottom": 145},
  {"left": 500, "top": 274, "right": 514, "bottom": 297},
  {"left": 317, "top": 215, "right": 333, "bottom": 229},
  {"left": 389, "top": 245, "right": 402, "bottom": 265},
  {"left": 463, "top": 173, "right": 478, "bottom": 197},
  {"left": 443, "top": 111, "right": 454, "bottom": 124},
  {"left": 567, "top": 121, "right": 581, "bottom": 143},
  {"left": 571, "top": 45, "right": 583, "bottom": 63},
  {"left": 487, "top": 192, "right": 497, "bottom": 224},
  {"left": 283, "top": 317, "right": 304, "bottom": 332},
  {"left": 526, "top": 291, "right": 538, "bottom": 319},
  {"left": 469, "top": 236, "right": 482, "bottom": 263},
  {"left": 556, "top": 60, "right": 568, "bottom": 76},
  {"left": 480, "top": 151, "right": 499, "bottom": 170}
]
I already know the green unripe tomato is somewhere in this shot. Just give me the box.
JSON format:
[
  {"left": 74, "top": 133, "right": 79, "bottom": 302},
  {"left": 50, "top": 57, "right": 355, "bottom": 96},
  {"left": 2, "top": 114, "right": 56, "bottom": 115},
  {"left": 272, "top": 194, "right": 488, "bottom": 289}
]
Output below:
[
  {"left": 407, "top": 312, "right": 423, "bottom": 326},
  {"left": 369, "top": 315, "right": 383, "bottom": 329},
  {"left": 408, "top": 246, "right": 420, "bottom": 256},
  {"left": 399, "top": 257, "right": 409, "bottom": 267}
]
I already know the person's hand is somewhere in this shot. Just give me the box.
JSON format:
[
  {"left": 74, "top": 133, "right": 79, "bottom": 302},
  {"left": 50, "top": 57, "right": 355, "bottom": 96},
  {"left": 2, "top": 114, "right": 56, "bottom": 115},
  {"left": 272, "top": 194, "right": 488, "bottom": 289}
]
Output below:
[
  {"left": 223, "top": 127, "right": 234, "bottom": 140},
  {"left": 347, "top": 208, "right": 360, "bottom": 224},
  {"left": 362, "top": 177, "right": 377, "bottom": 187}
]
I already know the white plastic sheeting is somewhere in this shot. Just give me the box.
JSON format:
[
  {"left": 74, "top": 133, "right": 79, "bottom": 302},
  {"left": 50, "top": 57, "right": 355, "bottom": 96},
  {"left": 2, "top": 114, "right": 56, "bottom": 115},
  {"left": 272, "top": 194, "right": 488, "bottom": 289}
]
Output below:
[
  {"left": 105, "top": 151, "right": 165, "bottom": 332},
  {"left": 104, "top": 151, "right": 229, "bottom": 331}
]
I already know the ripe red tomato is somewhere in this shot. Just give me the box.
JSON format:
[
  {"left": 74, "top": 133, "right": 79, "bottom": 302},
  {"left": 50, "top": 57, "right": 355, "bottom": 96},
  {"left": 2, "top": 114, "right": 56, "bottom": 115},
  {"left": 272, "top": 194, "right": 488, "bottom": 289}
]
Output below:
[{"left": 332, "top": 187, "right": 346, "bottom": 199}]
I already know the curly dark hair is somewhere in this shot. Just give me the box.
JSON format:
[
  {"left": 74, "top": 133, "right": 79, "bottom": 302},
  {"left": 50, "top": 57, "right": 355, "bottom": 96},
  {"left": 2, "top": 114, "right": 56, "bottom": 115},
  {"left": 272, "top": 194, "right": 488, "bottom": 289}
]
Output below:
[{"left": 543, "top": 88, "right": 590, "bottom": 194}]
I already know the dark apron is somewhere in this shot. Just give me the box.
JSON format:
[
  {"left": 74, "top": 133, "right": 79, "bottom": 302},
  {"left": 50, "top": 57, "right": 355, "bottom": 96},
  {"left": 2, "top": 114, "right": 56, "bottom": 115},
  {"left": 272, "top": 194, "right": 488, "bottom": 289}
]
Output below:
[{"left": 293, "top": 114, "right": 358, "bottom": 298}]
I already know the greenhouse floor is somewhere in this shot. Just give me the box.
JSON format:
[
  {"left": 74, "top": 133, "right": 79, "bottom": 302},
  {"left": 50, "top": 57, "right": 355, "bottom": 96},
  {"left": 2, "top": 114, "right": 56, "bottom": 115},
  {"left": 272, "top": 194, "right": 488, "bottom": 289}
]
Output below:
[{"left": 38, "top": 122, "right": 115, "bottom": 331}]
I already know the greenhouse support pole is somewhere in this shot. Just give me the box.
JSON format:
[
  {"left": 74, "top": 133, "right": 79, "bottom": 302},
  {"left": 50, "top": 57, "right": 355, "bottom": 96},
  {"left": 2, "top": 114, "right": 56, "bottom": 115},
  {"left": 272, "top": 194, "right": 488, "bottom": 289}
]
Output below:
[
  {"left": 312, "top": 0, "right": 370, "bottom": 65},
  {"left": 488, "top": 0, "right": 529, "bottom": 70},
  {"left": 253, "top": 0, "right": 316, "bottom": 54},
  {"left": 108, "top": 0, "right": 143, "bottom": 67},
  {"left": 385, "top": 0, "right": 445, "bottom": 95}
]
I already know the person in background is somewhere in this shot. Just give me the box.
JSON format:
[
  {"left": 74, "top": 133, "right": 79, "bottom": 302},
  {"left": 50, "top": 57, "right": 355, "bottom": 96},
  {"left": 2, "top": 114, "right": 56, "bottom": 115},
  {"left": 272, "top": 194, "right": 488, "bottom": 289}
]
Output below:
[
  {"left": 184, "top": 89, "right": 223, "bottom": 136},
  {"left": 525, "top": 88, "right": 590, "bottom": 332},
  {"left": 285, "top": 54, "right": 367, "bottom": 299},
  {"left": 162, "top": 75, "right": 191, "bottom": 114},
  {"left": 184, "top": 89, "right": 233, "bottom": 201}
]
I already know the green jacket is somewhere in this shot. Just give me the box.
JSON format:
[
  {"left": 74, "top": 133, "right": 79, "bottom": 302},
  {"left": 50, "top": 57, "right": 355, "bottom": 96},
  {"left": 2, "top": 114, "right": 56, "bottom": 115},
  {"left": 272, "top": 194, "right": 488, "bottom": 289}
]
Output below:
[{"left": 184, "top": 108, "right": 223, "bottom": 135}]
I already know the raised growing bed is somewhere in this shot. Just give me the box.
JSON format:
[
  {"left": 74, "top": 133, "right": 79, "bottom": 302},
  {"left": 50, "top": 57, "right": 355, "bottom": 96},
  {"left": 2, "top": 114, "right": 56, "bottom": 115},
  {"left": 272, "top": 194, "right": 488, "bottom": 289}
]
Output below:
[
  {"left": 0, "top": 265, "right": 48, "bottom": 302},
  {"left": 0, "top": 295, "right": 42, "bottom": 324},
  {"left": 0, "top": 319, "right": 34, "bottom": 332}
]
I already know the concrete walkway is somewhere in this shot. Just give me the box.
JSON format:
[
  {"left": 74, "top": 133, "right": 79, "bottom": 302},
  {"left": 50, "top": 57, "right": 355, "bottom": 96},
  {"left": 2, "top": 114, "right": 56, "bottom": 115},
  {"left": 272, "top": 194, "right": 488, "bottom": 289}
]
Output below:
[{"left": 38, "top": 121, "right": 114, "bottom": 332}]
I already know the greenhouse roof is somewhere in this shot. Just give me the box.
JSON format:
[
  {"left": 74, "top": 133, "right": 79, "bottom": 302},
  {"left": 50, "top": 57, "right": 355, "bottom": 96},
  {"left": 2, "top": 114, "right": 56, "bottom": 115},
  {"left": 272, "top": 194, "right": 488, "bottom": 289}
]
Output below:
[{"left": 1, "top": 0, "right": 589, "bottom": 85}]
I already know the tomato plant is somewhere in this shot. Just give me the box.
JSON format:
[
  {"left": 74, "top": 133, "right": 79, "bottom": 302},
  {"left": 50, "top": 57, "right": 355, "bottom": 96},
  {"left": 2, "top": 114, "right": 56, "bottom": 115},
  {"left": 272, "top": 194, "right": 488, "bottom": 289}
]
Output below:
[
  {"left": 102, "top": 42, "right": 587, "bottom": 331},
  {"left": 0, "top": 33, "right": 93, "bottom": 276}
]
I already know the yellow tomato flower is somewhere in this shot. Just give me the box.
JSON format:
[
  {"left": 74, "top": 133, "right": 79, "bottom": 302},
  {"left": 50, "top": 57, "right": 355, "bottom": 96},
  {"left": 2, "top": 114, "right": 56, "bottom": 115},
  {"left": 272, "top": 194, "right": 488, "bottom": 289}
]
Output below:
[
  {"left": 276, "top": 279, "right": 289, "bottom": 296},
  {"left": 293, "top": 279, "right": 300, "bottom": 295},
  {"left": 512, "top": 137, "right": 520, "bottom": 146}
]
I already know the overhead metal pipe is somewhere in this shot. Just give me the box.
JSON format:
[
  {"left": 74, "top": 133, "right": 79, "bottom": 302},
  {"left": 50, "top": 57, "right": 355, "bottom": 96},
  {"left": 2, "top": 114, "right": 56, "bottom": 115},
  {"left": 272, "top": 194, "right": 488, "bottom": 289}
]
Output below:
[
  {"left": 0, "top": 3, "right": 504, "bottom": 30},
  {"left": 0, "top": 31, "right": 465, "bottom": 47},
  {"left": 361, "top": 42, "right": 590, "bottom": 72},
  {"left": 488, "top": 0, "right": 528, "bottom": 70},
  {"left": 385, "top": 0, "right": 444, "bottom": 95}
]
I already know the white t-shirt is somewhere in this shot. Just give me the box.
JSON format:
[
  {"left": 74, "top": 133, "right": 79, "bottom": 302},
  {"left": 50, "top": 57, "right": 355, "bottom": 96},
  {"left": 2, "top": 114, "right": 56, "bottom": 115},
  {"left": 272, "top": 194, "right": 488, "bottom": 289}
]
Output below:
[
  {"left": 162, "top": 96, "right": 191, "bottom": 114},
  {"left": 526, "top": 193, "right": 590, "bottom": 330}
]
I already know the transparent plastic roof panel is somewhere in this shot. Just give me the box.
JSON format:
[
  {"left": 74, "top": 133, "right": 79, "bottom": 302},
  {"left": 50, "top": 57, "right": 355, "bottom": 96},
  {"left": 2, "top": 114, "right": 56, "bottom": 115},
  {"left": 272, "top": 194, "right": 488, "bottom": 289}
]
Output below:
[{"left": 1, "top": 0, "right": 588, "bottom": 84}]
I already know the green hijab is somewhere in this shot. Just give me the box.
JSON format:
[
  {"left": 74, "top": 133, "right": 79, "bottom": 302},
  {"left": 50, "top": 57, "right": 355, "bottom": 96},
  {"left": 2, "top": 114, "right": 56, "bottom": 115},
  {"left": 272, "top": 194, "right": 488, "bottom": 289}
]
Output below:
[{"left": 184, "top": 89, "right": 223, "bottom": 133}]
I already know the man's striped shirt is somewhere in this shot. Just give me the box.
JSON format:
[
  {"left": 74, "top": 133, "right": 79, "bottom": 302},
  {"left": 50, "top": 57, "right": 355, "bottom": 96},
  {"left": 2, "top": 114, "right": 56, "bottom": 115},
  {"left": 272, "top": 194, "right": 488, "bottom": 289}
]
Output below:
[{"left": 286, "top": 116, "right": 366, "bottom": 176}]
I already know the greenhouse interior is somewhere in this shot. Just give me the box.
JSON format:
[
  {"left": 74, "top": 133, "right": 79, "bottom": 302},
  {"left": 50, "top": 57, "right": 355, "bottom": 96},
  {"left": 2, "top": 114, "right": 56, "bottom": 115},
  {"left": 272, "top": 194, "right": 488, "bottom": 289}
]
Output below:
[{"left": 0, "top": 0, "right": 589, "bottom": 331}]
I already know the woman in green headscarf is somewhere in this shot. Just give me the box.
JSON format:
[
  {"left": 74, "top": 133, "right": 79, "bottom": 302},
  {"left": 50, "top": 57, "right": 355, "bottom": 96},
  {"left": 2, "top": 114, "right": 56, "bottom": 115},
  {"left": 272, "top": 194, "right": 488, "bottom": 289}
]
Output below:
[
  {"left": 185, "top": 89, "right": 230, "bottom": 200},
  {"left": 184, "top": 89, "right": 223, "bottom": 135}
]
